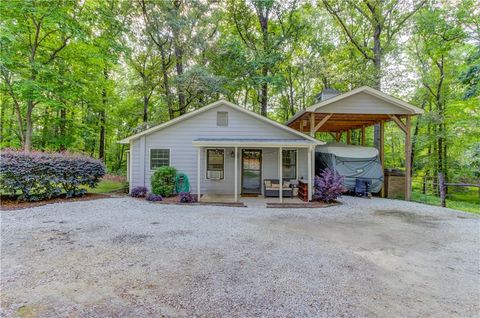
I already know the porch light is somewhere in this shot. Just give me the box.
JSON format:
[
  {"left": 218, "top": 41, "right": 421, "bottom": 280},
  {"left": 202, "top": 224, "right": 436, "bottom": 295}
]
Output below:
[{"left": 230, "top": 150, "right": 235, "bottom": 158}]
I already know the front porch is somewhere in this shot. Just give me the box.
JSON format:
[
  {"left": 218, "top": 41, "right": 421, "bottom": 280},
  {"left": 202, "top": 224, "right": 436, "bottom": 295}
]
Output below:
[{"left": 192, "top": 138, "right": 319, "bottom": 203}]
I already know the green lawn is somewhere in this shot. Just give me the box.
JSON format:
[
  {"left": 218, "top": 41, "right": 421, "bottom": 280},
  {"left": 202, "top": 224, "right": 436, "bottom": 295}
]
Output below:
[
  {"left": 412, "top": 191, "right": 480, "bottom": 214},
  {"left": 86, "top": 179, "right": 126, "bottom": 194}
]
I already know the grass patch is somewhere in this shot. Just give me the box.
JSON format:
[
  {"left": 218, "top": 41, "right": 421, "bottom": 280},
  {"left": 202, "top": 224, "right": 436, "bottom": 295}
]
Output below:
[
  {"left": 412, "top": 191, "right": 480, "bottom": 214},
  {"left": 86, "top": 179, "right": 126, "bottom": 194}
]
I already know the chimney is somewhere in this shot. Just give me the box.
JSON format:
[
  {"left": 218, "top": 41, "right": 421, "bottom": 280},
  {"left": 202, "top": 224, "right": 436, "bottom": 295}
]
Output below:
[{"left": 315, "top": 88, "right": 341, "bottom": 103}]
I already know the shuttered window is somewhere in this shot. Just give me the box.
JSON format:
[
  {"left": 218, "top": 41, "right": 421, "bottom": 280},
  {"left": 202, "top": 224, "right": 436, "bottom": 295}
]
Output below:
[
  {"left": 150, "top": 149, "right": 170, "bottom": 170},
  {"left": 217, "top": 112, "right": 228, "bottom": 126}
]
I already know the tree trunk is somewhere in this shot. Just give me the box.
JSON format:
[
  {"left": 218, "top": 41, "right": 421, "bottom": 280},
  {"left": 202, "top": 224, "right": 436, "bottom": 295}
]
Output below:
[
  {"left": 159, "top": 46, "right": 174, "bottom": 120},
  {"left": 24, "top": 103, "right": 33, "bottom": 152},
  {"left": 0, "top": 99, "right": 5, "bottom": 145},
  {"left": 99, "top": 68, "right": 108, "bottom": 162},
  {"left": 260, "top": 65, "right": 268, "bottom": 117},
  {"left": 372, "top": 23, "right": 382, "bottom": 150},
  {"left": 174, "top": 44, "right": 186, "bottom": 115},
  {"left": 173, "top": 0, "right": 186, "bottom": 116},
  {"left": 259, "top": 8, "right": 269, "bottom": 117},
  {"left": 143, "top": 95, "right": 149, "bottom": 123},
  {"left": 59, "top": 107, "right": 66, "bottom": 151}
]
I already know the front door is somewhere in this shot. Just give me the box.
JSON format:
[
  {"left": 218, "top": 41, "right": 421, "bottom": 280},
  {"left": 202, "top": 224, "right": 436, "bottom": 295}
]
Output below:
[{"left": 241, "top": 149, "right": 262, "bottom": 194}]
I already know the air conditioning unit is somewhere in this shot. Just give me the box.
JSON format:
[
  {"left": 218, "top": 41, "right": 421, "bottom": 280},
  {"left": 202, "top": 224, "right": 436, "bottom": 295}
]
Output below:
[{"left": 207, "top": 170, "right": 223, "bottom": 180}]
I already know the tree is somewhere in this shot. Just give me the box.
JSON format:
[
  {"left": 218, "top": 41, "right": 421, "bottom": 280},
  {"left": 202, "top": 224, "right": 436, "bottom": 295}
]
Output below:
[
  {"left": 229, "top": 0, "right": 302, "bottom": 116},
  {"left": 321, "top": 0, "right": 425, "bottom": 146},
  {"left": 1, "top": 0, "right": 83, "bottom": 151}
]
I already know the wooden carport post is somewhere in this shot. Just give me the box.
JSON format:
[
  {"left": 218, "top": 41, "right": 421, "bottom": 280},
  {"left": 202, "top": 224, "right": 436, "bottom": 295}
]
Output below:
[
  {"left": 379, "top": 121, "right": 385, "bottom": 197},
  {"left": 405, "top": 116, "right": 412, "bottom": 201},
  {"left": 388, "top": 115, "right": 412, "bottom": 201}
]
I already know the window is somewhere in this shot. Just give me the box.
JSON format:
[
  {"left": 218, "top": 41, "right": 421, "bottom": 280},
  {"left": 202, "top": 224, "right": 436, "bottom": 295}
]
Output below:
[
  {"left": 217, "top": 111, "right": 228, "bottom": 126},
  {"left": 206, "top": 149, "right": 224, "bottom": 179},
  {"left": 150, "top": 149, "right": 170, "bottom": 170},
  {"left": 282, "top": 150, "right": 297, "bottom": 179}
]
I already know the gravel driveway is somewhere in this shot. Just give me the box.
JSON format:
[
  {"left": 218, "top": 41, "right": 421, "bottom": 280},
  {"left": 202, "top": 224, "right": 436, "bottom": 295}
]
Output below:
[{"left": 1, "top": 197, "right": 479, "bottom": 317}]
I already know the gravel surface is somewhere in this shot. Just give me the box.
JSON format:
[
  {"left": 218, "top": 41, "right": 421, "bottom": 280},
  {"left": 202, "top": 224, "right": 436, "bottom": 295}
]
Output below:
[{"left": 1, "top": 196, "right": 479, "bottom": 317}]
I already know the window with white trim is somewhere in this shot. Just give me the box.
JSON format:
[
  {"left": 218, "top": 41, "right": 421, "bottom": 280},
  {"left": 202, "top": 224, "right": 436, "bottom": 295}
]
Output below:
[
  {"left": 282, "top": 149, "right": 297, "bottom": 179},
  {"left": 217, "top": 111, "right": 228, "bottom": 126},
  {"left": 150, "top": 149, "right": 170, "bottom": 170},
  {"left": 206, "top": 149, "right": 224, "bottom": 179}
]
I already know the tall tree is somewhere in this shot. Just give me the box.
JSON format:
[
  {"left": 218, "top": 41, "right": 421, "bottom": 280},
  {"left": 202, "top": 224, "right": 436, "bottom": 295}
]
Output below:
[
  {"left": 229, "top": 0, "right": 302, "bottom": 116},
  {"left": 0, "top": 0, "right": 83, "bottom": 151},
  {"left": 321, "top": 0, "right": 425, "bottom": 146}
]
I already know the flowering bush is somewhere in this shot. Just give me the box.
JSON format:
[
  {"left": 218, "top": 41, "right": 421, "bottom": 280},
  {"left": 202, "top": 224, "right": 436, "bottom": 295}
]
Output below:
[
  {"left": 146, "top": 193, "right": 163, "bottom": 201},
  {"left": 131, "top": 186, "right": 148, "bottom": 197},
  {"left": 151, "top": 166, "right": 177, "bottom": 197},
  {"left": 0, "top": 149, "right": 105, "bottom": 201},
  {"left": 313, "top": 168, "right": 346, "bottom": 203},
  {"left": 179, "top": 191, "right": 196, "bottom": 203}
]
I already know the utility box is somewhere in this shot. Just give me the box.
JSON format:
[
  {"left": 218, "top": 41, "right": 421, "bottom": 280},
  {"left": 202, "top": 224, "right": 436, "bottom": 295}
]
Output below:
[{"left": 384, "top": 169, "right": 405, "bottom": 199}]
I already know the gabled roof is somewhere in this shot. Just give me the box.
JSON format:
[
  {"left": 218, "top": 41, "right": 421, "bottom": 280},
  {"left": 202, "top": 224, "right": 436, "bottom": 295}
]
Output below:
[
  {"left": 286, "top": 86, "right": 424, "bottom": 126},
  {"left": 119, "top": 100, "right": 323, "bottom": 144}
]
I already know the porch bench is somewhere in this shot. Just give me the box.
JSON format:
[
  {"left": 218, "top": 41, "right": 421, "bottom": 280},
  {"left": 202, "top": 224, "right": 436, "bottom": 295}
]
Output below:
[{"left": 263, "top": 179, "right": 294, "bottom": 198}]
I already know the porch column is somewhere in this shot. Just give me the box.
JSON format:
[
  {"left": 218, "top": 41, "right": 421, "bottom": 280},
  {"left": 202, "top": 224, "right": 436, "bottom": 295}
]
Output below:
[
  {"left": 279, "top": 147, "right": 283, "bottom": 203},
  {"left": 308, "top": 146, "right": 313, "bottom": 201},
  {"left": 197, "top": 147, "right": 201, "bottom": 202},
  {"left": 234, "top": 147, "right": 238, "bottom": 202}
]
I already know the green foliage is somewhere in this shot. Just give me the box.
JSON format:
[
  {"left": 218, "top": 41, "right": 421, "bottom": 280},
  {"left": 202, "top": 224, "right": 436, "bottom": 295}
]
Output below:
[
  {"left": 0, "top": 0, "right": 478, "bottom": 194},
  {"left": 0, "top": 150, "right": 105, "bottom": 201},
  {"left": 151, "top": 166, "right": 177, "bottom": 197}
]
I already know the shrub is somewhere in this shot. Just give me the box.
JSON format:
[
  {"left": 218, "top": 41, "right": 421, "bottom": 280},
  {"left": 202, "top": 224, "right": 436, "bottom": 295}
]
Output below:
[
  {"left": 313, "top": 168, "right": 346, "bottom": 203},
  {"left": 131, "top": 186, "right": 148, "bottom": 197},
  {"left": 151, "top": 166, "right": 177, "bottom": 197},
  {"left": 146, "top": 193, "right": 163, "bottom": 201},
  {"left": 0, "top": 149, "right": 105, "bottom": 201},
  {"left": 179, "top": 191, "right": 196, "bottom": 203}
]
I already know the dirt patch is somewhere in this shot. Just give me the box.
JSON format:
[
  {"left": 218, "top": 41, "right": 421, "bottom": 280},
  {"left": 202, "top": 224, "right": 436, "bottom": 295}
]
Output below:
[
  {"left": 374, "top": 209, "right": 442, "bottom": 227},
  {"left": 1, "top": 193, "right": 115, "bottom": 211}
]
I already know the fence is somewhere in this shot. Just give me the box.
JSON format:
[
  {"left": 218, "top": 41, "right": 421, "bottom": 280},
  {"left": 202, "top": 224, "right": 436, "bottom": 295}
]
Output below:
[{"left": 412, "top": 173, "right": 480, "bottom": 211}]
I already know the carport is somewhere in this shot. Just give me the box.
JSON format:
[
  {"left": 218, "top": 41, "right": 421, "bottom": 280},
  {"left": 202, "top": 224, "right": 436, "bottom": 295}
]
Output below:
[{"left": 286, "top": 86, "right": 424, "bottom": 200}]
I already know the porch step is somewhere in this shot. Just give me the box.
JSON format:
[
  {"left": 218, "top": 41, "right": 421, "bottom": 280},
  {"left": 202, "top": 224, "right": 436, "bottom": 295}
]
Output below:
[{"left": 266, "top": 202, "right": 336, "bottom": 208}]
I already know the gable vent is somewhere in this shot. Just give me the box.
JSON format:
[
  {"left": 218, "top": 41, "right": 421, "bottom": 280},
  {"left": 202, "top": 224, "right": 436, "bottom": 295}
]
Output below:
[{"left": 217, "top": 111, "right": 228, "bottom": 126}]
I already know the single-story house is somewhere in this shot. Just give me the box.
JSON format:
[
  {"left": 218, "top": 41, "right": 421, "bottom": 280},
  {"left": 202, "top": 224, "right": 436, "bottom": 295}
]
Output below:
[{"left": 119, "top": 100, "right": 323, "bottom": 202}]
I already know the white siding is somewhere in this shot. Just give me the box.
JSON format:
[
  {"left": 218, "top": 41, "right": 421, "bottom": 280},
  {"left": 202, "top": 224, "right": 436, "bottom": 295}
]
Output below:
[
  {"left": 129, "top": 104, "right": 314, "bottom": 194},
  {"left": 318, "top": 92, "right": 412, "bottom": 114}
]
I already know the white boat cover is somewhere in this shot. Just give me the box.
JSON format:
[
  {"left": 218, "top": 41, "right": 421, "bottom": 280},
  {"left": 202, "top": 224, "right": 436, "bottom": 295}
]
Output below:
[
  {"left": 315, "top": 142, "right": 383, "bottom": 193},
  {"left": 316, "top": 142, "right": 378, "bottom": 158}
]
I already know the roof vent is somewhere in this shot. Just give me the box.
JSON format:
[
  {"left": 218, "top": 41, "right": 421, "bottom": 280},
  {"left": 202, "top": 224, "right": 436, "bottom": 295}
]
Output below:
[{"left": 316, "top": 88, "right": 341, "bottom": 103}]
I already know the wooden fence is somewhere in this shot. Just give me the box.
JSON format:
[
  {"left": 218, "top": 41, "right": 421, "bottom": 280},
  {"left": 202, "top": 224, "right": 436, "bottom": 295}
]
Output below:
[{"left": 415, "top": 173, "right": 480, "bottom": 208}]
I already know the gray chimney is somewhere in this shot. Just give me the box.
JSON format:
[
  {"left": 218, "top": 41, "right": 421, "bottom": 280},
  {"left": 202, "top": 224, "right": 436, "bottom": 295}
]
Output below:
[{"left": 316, "top": 88, "right": 341, "bottom": 103}]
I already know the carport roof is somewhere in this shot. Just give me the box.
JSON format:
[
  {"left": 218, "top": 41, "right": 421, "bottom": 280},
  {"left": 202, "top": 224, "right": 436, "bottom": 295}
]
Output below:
[{"left": 286, "top": 86, "right": 424, "bottom": 133}]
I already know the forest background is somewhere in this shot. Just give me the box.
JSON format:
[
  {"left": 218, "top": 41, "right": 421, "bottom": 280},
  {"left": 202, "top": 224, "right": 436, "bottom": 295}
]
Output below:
[{"left": 1, "top": 0, "right": 479, "bottom": 196}]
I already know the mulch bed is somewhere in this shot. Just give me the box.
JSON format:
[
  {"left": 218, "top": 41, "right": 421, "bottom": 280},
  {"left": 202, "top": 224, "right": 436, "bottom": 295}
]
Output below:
[
  {"left": 138, "top": 195, "right": 246, "bottom": 207},
  {"left": 266, "top": 201, "right": 340, "bottom": 208},
  {"left": 1, "top": 193, "right": 122, "bottom": 211}
]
